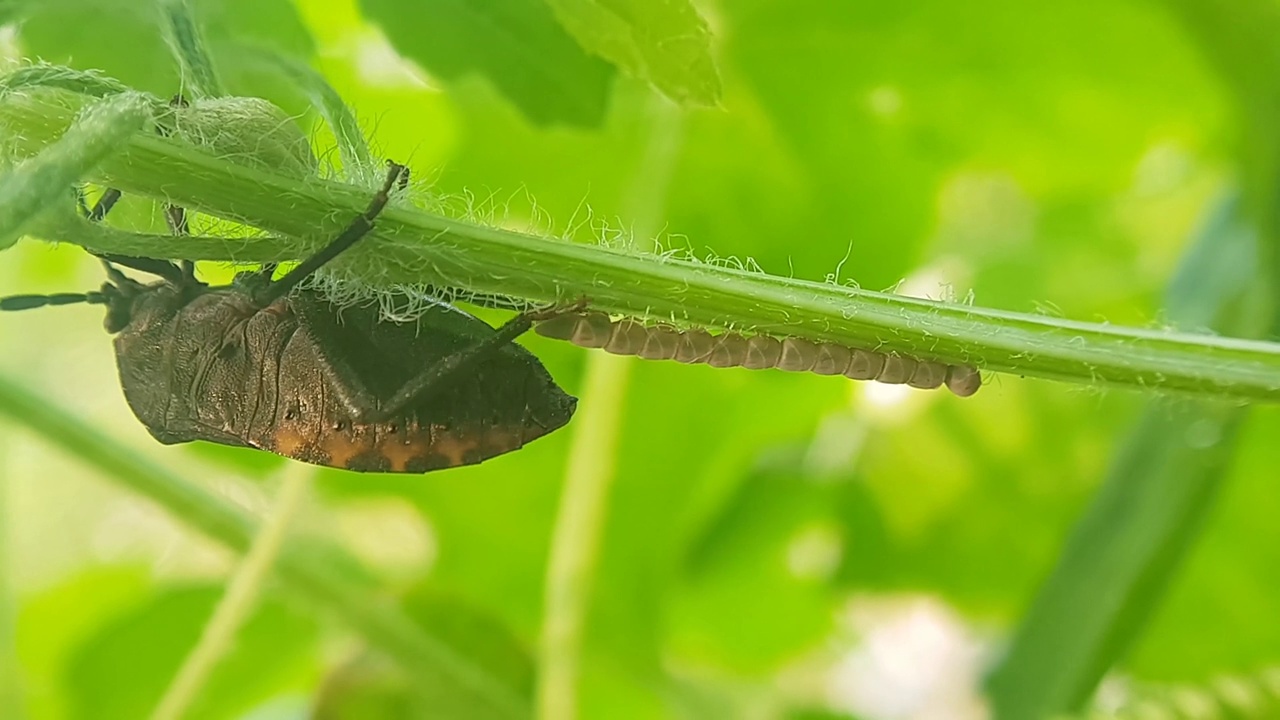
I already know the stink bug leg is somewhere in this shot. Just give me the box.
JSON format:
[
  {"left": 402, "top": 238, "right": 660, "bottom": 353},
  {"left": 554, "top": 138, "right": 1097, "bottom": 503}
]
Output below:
[
  {"left": 254, "top": 161, "right": 408, "bottom": 306},
  {"left": 358, "top": 298, "right": 587, "bottom": 423}
]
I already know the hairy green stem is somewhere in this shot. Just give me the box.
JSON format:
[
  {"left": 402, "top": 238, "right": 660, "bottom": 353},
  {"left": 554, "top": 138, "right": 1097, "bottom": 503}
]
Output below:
[
  {"left": 0, "top": 373, "right": 527, "bottom": 720},
  {"left": 160, "top": 0, "right": 225, "bottom": 99},
  {"left": 4, "top": 87, "right": 1280, "bottom": 401},
  {"left": 150, "top": 462, "right": 312, "bottom": 720},
  {"left": 0, "top": 91, "right": 149, "bottom": 247}
]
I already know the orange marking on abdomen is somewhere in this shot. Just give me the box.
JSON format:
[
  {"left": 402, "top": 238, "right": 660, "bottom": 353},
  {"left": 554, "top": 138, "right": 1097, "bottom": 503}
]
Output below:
[
  {"left": 270, "top": 427, "right": 309, "bottom": 457},
  {"left": 320, "top": 429, "right": 371, "bottom": 469},
  {"left": 268, "top": 420, "right": 536, "bottom": 473},
  {"left": 376, "top": 429, "right": 434, "bottom": 472}
]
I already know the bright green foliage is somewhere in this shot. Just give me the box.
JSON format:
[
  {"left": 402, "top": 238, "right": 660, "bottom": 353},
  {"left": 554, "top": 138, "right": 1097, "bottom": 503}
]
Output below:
[
  {"left": 64, "top": 585, "right": 318, "bottom": 720},
  {"left": 358, "top": 0, "right": 617, "bottom": 127},
  {"left": 2, "top": 2, "right": 1280, "bottom": 720},
  {"left": 541, "top": 0, "right": 721, "bottom": 106}
]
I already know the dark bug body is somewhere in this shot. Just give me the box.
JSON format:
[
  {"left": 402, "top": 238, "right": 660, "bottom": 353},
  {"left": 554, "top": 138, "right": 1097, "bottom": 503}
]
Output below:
[
  {"left": 113, "top": 284, "right": 575, "bottom": 472},
  {"left": 2, "top": 162, "right": 577, "bottom": 473}
]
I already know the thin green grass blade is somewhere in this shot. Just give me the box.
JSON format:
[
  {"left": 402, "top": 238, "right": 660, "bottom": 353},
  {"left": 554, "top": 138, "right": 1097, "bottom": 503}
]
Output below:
[{"left": 986, "top": 194, "right": 1268, "bottom": 718}]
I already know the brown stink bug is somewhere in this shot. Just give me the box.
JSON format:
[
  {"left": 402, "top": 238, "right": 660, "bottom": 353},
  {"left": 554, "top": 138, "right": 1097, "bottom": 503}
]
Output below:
[{"left": 1, "top": 163, "right": 577, "bottom": 472}]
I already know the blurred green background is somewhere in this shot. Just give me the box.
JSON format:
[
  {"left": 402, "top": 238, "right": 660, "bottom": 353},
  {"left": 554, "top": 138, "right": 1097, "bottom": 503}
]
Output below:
[{"left": 2, "top": 0, "right": 1279, "bottom": 719}]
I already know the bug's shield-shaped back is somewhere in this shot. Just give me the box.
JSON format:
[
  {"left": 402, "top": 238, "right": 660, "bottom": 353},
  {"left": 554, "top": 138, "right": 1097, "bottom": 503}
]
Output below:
[{"left": 261, "top": 291, "right": 577, "bottom": 473}]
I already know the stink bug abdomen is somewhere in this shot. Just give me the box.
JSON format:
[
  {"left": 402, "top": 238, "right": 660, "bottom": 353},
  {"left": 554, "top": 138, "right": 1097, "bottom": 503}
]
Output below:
[
  {"left": 257, "top": 294, "right": 576, "bottom": 472},
  {"left": 113, "top": 288, "right": 576, "bottom": 472}
]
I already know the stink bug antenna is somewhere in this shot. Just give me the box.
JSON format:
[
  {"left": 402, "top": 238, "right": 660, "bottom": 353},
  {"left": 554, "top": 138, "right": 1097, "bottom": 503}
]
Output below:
[
  {"left": 256, "top": 161, "right": 408, "bottom": 306},
  {"left": 0, "top": 291, "right": 110, "bottom": 312}
]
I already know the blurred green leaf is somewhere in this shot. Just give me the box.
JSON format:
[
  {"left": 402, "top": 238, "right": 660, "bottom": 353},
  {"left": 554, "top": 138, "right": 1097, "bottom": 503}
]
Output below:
[
  {"left": 728, "top": 0, "right": 1220, "bottom": 289},
  {"left": 314, "top": 653, "right": 422, "bottom": 720},
  {"left": 9, "top": 0, "right": 314, "bottom": 113},
  {"left": 787, "top": 710, "right": 863, "bottom": 720},
  {"left": 357, "top": 0, "right": 615, "bottom": 127},
  {"left": 673, "top": 454, "right": 840, "bottom": 673},
  {"left": 399, "top": 587, "right": 535, "bottom": 714},
  {"left": 314, "top": 586, "right": 533, "bottom": 720},
  {"left": 64, "top": 584, "right": 318, "bottom": 720},
  {"left": 0, "top": 373, "right": 531, "bottom": 720},
  {"left": 181, "top": 441, "right": 289, "bottom": 480},
  {"left": 542, "top": 0, "right": 721, "bottom": 106},
  {"left": 16, "top": 567, "right": 153, "bottom": 720},
  {"left": 1126, "top": 404, "right": 1280, "bottom": 679}
]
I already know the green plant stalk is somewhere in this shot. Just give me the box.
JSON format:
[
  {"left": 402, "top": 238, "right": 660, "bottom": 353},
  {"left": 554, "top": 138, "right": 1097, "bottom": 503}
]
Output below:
[
  {"left": 0, "top": 373, "right": 528, "bottom": 720},
  {"left": 536, "top": 352, "right": 632, "bottom": 720},
  {"left": 160, "top": 0, "right": 225, "bottom": 99},
  {"left": 150, "top": 462, "right": 313, "bottom": 720},
  {"left": 4, "top": 90, "right": 1280, "bottom": 401},
  {"left": 0, "top": 91, "right": 149, "bottom": 247}
]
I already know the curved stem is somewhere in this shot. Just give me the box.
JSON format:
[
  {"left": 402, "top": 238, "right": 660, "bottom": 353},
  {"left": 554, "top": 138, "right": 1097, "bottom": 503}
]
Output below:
[
  {"left": 0, "top": 436, "right": 25, "bottom": 720},
  {"left": 536, "top": 352, "right": 632, "bottom": 720},
  {"left": 149, "top": 462, "right": 312, "bottom": 720}
]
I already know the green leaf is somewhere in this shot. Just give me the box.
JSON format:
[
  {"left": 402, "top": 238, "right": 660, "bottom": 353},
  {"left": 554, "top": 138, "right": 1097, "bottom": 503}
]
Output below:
[
  {"left": 673, "top": 455, "right": 841, "bottom": 672},
  {"left": 313, "top": 587, "right": 533, "bottom": 720},
  {"left": 542, "top": 0, "right": 721, "bottom": 106},
  {"left": 64, "top": 585, "right": 318, "bottom": 720},
  {"left": 0, "top": 92, "right": 150, "bottom": 249},
  {"left": 8, "top": 0, "right": 315, "bottom": 112},
  {"left": 357, "top": 0, "right": 616, "bottom": 127},
  {"left": 15, "top": 567, "right": 153, "bottom": 720}
]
